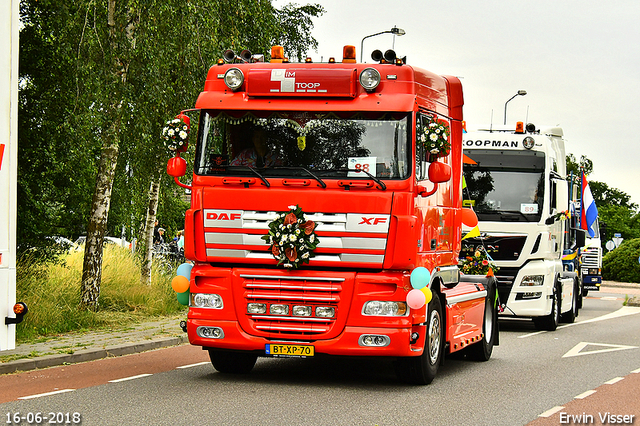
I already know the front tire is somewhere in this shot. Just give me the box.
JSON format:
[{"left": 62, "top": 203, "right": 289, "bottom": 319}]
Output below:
[
  {"left": 394, "top": 293, "right": 444, "bottom": 385},
  {"left": 208, "top": 350, "right": 257, "bottom": 374},
  {"left": 533, "top": 283, "right": 561, "bottom": 331}
]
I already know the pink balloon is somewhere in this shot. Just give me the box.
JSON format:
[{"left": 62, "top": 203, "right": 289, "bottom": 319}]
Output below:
[{"left": 406, "top": 289, "right": 426, "bottom": 310}]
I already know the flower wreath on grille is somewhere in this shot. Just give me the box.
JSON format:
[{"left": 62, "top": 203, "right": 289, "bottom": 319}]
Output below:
[
  {"left": 262, "top": 205, "right": 319, "bottom": 269},
  {"left": 460, "top": 246, "right": 499, "bottom": 276}
]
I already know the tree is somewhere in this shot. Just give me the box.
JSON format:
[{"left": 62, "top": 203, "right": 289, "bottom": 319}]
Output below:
[
  {"left": 566, "top": 153, "right": 593, "bottom": 177},
  {"left": 18, "top": 0, "right": 324, "bottom": 310}
]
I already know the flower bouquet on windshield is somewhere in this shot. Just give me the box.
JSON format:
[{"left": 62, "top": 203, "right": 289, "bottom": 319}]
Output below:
[
  {"left": 262, "top": 205, "right": 320, "bottom": 269},
  {"left": 460, "top": 246, "right": 498, "bottom": 277}
]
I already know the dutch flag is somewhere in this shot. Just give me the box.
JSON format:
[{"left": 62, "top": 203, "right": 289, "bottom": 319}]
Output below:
[{"left": 581, "top": 172, "right": 599, "bottom": 238}]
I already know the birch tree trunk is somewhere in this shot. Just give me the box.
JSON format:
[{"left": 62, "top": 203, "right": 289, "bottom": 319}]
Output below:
[
  {"left": 80, "top": 135, "right": 120, "bottom": 310},
  {"left": 140, "top": 177, "right": 161, "bottom": 285}
]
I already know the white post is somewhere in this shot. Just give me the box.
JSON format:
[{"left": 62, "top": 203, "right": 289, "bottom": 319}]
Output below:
[{"left": 0, "top": 0, "right": 19, "bottom": 351}]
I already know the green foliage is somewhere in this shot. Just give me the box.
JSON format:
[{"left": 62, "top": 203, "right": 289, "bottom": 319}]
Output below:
[
  {"left": 566, "top": 153, "right": 593, "bottom": 177},
  {"left": 17, "top": 0, "right": 324, "bottom": 260},
  {"left": 603, "top": 238, "right": 640, "bottom": 283},
  {"left": 15, "top": 245, "right": 185, "bottom": 342}
]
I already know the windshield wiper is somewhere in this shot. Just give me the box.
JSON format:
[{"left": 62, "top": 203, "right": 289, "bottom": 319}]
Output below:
[
  {"left": 243, "top": 166, "right": 270, "bottom": 187},
  {"left": 274, "top": 167, "right": 326, "bottom": 188},
  {"left": 499, "top": 210, "right": 530, "bottom": 221},
  {"left": 333, "top": 168, "right": 387, "bottom": 190}
]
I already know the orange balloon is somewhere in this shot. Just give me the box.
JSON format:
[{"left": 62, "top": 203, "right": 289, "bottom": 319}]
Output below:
[
  {"left": 171, "top": 275, "right": 190, "bottom": 293},
  {"left": 460, "top": 207, "right": 478, "bottom": 228}
]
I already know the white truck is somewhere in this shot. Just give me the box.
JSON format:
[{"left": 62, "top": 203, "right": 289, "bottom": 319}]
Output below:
[
  {"left": 1, "top": 0, "right": 27, "bottom": 351},
  {"left": 461, "top": 122, "right": 583, "bottom": 331}
]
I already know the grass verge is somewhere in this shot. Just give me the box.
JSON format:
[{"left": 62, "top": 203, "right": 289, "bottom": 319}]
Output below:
[{"left": 15, "top": 245, "right": 186, "bottom": 343}]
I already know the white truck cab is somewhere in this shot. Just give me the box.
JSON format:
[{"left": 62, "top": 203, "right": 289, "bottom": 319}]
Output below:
[{"left": 462, "top": 122, "right": 581, "bottom": 330}]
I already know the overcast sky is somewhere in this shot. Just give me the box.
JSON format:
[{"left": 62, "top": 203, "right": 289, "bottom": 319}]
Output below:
[{"left": 276, "top": 0, "right": 640, "bottom": 206}]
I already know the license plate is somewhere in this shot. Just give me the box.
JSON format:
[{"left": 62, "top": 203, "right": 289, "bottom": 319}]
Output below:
[{"left": 265, "top": 344, "right": 314, "bottom": 358}]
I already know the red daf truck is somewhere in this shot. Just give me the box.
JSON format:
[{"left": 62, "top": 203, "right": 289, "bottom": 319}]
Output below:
[{"left": 166, "top": 46, "right": 498, "bottom": 384}]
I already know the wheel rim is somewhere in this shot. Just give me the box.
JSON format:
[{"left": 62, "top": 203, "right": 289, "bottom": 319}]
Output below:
[{"left": 428, "top": 309, "right": 441, "bottom": 364}]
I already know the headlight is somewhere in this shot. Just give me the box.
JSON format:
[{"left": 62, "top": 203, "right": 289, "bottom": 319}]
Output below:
[
  {"left": 359, "top": 334, "right": 390, "bottom": 347},
  {"left": 269, "top": 304, "right": 289, "bottom": 315},
  {"left": 359, "top": 68, "right": 381, "bottom": 91},
  {"left": 247, "top": 303, "right": 267, "bottom": 314},
  {"left": 362, "top": 301, "right": 407, "bottom": 316},
  {"left": 224, "top": 68, "right": 244, "bottom": 91},
  {"left": 315, "top": 306, "right": 335, "bottom": 318},
  {"left": 191, "top": 293, "right": 223, "bottom": 309},
  {"left": 521, "top": 275, "right": 544, "bottom": 286}
]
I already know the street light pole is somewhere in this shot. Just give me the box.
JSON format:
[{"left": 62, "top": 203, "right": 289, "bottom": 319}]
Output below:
[
  {"left": 360, "top": 26, "right": 406, "bottom": 63},
  {"left": 504, "top": 90, "right": 527, "bottom": 125}
]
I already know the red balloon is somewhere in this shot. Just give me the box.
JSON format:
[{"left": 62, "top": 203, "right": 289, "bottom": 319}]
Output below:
[{"left": 460, "top": 208, "right": 478, "bottom": 227}]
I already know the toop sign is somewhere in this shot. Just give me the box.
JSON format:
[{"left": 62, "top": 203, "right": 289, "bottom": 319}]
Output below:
[{"left": 271, "top": 69, "right": 324, "bottom": 93}]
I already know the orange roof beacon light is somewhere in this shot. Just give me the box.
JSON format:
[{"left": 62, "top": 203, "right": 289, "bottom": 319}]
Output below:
[
  {"left": 270, "top": 45, "right": 285, "bottom": 63},
  {"left": 515, "top": 121, "right": 525, "bottom": 134},
  {"left": 342, "top": 45, "right": 357, "bottom": 63}
]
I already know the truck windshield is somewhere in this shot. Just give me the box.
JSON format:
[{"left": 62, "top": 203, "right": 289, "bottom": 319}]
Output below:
[
  {"left": 463, "top": 150, "right": 545, "bottom": 222},
  {"left": 195, "top": 110, "right": 410, "bottom": 180}
]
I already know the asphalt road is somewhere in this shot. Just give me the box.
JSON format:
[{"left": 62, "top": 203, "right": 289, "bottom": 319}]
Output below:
[{"left": 1, "top": 289, "right": 638, "bottom": 426}]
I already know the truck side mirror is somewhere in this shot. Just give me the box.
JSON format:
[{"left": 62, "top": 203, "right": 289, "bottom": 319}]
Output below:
[
  {"left": 575, "top": 229, "right": 586, "bottom": 247},
  {"left": 167, "top": 155, "right": 187, "bottom": 177},
  {"left": 428, "top": 161, "right": 451, "bottom": 183}
]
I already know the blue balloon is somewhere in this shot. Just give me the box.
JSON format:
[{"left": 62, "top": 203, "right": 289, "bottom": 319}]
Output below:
[
  {"left": 177, "top": 263, "right": 193, "bottom": 280},
  {"left": 410, "top": 267, "right": 431, "bottom": 289}
]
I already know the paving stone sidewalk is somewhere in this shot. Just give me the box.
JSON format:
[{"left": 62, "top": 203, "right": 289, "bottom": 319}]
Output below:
[{"left": 1, "top": 281, "right": 638, "bottom": 375}]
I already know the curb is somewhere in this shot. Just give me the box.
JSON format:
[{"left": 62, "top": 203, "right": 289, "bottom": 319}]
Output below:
[{"left": 0, "top": 335, "right": 188, "bottom": 375}]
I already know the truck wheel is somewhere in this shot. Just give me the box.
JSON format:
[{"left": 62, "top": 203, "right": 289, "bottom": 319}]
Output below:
[
  {"left": 561, "top": 280, "right": 579, "bottom": 323},
  {"left": 208, "top": 349, "right": 257, "bottom": 374},
  {"left": 467, "top": 284, "right": 497, "bottom": 361},
  {"left": 533, "top": 283, "right": 561, "bottom": 331},
  {"left": 394, "top": 293, "right": 443, "bottom": 385}
]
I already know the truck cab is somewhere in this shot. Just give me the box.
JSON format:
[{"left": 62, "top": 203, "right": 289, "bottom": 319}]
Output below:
[{"left": 462, "top": 122, "right": 581, "bottom": 330}]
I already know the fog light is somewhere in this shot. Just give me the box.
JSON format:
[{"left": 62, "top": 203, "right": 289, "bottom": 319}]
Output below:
[
  {"left": 362, "top": 301, "right": 407, "bottom": 316},
  {"left": 315, "top": 306, "right": 335, "bottom": 318},
  {"left": 196, "top": 326, "right": 224, "bottom": 339},
  {"left": 521, "top": 275, "right": 544, "bottom": 286},
  {"left": 247, "top": 303, "right": 267, "bottom": 314},
  {"left": 192, "top": 293, "right": 223, "bottom": 309},
  {"left": 270, "top": 304, "right": 289, "bottom": 315},
  {"left": 293, "top": 305, "right": 312, "bottom": 317},
  {"left": 516, "top": 292, "right": 543, "bottom": 300},
  {"left": 359, "top": 334, "right": 390, "bottom": 347}
]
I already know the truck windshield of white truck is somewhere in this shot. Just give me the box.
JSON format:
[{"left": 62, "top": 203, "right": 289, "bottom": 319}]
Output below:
[{"left": 463, "top": 150, "right": 545, "bottom": 222}]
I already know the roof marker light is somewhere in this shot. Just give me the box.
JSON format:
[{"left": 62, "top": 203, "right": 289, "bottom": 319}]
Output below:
[{"left": 515, "top": 121, "right": 525, "bottom": 134}]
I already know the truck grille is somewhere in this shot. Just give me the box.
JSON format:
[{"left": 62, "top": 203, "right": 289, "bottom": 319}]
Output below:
[
  {"left": 239, "top": 273, "right": 348, "bottom": 339},
  {"left": 581, "top": 247, "right": 601, "bottom": 268},
  {"left": 461, "top": 235, "right": 527, "bottom": 261}
]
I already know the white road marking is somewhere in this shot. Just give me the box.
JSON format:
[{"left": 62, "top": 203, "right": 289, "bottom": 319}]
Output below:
[
  {"left": 539, "top": 406, "right": 564, "bottom": 418},
  {"left": 18, "top": 389, "right": 75, "bottom": 400},
  {"left": 604, "top": 377, "right": 624, "bottom": 385},
  {"left": 562, "top": 342, "right": 638, "bottom": 358},
  {"left": 176, "top": 361, "right": 210, "bottom": 369},
  {"left": 519, "top": 306, "right": 640, "bottom": 338},
  {"left": 632, "top": 367, "right": 640, "bottom": 373},
  {"left": 575, "top": 390, "right": 597, "bottom": 399},
  {"left": 108, "top": 373, "right": 153, "bottom": 383}
]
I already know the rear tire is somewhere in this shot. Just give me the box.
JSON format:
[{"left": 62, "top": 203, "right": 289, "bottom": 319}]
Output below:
[
  {"left": 467, "top": 283, "right": 497, "bottom": 361},
  {"left": 394, "top": 293, "right": 443, "bottom": 385},
  {"left": 208, "top": 350, "right": 257, "bottom": 374},
  {"left": 533, "top": 283, "right": 561, "bottom": 331}
]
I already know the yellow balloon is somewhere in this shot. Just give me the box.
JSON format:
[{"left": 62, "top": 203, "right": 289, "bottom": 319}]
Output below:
[
  {"left": 420, "top": 287, "right": 433, "bottom": 304},
  {"left": 171, "top": 275, "right": 190, "bottom": 293}
]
